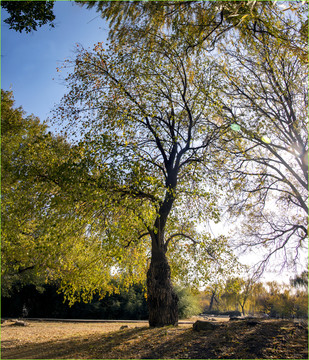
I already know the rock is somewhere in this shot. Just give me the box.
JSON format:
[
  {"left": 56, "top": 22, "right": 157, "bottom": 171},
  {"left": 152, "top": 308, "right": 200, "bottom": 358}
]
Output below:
[
  {"left": 193, "top": 320, "right": 217, "bottom": 331},
  {"left": 229, "top": 317, "right": 242, "bottom": 321},
  {"left": 120, "top": 325, "right": 129, "bottom": 330},
  {"left": 13, "top": 320, "right": 28, "bottom": 326},
  {"left": 259, "top": 313, "right": 270, "bottom": 319}
]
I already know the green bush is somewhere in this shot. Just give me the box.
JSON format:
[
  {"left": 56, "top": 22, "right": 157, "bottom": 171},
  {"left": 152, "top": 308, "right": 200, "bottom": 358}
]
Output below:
[{"left": 175, "top": 286, "right": 202, "bottom": 319}]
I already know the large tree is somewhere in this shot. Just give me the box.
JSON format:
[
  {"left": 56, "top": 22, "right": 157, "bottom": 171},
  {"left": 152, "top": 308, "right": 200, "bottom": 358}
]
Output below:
[
  {"left": 52, "top": 1, "right": 308, "bottom": 325},
  {"left": 54, "top": 34, "right": 238, "bottom": 325},
  {"left": 76, "top": 0, "right": 308, "bottom": 273}
]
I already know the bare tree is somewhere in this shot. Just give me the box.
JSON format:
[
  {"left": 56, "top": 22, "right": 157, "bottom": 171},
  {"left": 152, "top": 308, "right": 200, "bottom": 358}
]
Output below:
[{"left": 215, "top": 20, "right": 308, "bottom": 273}]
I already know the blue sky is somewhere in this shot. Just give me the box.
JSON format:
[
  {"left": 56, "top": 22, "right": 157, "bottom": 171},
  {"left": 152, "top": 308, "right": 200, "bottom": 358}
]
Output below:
[{"left": 1, "top": 1, "right": 108, "bottom": 131}]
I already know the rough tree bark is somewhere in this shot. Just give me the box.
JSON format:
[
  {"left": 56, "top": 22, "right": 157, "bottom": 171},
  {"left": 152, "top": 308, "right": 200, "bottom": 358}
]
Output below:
[
  {"left": 147, "top": 242, "right": 179, "bottom": 327},
  {"left": 147, "top": 173, "right": 179, "bottom": 327}
]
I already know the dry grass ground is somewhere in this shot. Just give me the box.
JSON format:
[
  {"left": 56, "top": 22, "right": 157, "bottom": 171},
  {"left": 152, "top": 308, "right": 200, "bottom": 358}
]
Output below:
[{"left": 1, "top": 318, "right": 307, "bottom": 359}]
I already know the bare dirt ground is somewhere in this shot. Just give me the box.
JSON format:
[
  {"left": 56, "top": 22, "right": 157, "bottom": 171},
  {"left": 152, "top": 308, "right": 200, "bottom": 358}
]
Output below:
[{"left": 1, "top": 318, "right": 307, "bottom": 359}]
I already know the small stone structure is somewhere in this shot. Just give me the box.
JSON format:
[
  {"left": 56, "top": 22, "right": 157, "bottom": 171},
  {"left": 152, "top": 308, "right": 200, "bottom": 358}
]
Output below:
[
  {"left": 13, "top": 320, "right": 28, "bottom": 326},
  {"left": 120, "top": 325, "right": 129, "bottom": 330},
  {"left": 193, "top": 320, "right": 218, "bottom": 331}
]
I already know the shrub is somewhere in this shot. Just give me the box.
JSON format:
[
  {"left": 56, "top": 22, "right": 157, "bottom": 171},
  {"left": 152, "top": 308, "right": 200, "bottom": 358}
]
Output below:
[{"left": 175, "top": 286, "right": 202, "bottom": 319}]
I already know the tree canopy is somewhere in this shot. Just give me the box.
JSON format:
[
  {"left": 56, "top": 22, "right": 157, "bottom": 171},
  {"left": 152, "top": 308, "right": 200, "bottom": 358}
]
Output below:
[
  {"left": 1, "top": 89, "right": 63, "bottom": 294},
  {"left": 79, "top": 0, "right": 308, "bottom": 63},
  {"left": 1, "top": 1, "right": 55, "bottom": 33},
  {"left": 1, "top": 89, "right": 152, "bottom": 302},
  {"left": 73, "top": 0, "right": 308, "bottom": 273},
  {"left": 54, "top": 29, "right": 240, "bottom": 324}
]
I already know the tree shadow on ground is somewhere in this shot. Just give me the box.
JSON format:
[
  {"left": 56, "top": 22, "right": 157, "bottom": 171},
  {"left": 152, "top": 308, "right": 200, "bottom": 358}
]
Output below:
[
  {"left": 1, "top": 326, "right": 150, "bottom": 359},
  {"left": 140, "top": 320, "right": 308, "bottom": 359},
  {"left": 1, "top": 320, "right": 308, "bottom": 359}
]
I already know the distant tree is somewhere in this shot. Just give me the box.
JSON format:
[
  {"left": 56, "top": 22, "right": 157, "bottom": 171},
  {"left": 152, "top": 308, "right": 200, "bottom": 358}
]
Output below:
[
  {"left": 1, "top": 1, "right": 55, "bottom": 33},
  {"left": 211, "top": 277, "right": 308, "bottom": 318},
  {"left": 249, "top": 282, "right": 267, "bottom": 315},
  {"left": 207, "top": 284, "right": 220, "bottom": 312},
  {"left": 222, "top": 277, "right": 253, "bottom": 315},
  {"left": 202, "top": 276, "right": 229, "bottom": 313},
  {"left": 290, "top": 271, "right": 308, "bottom": 290},
  {"left": 266, "top": 282, "right": 298, "bottom": 318}
]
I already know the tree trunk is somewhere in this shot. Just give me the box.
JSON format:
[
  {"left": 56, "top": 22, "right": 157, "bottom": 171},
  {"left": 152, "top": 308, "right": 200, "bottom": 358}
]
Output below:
[
  {"left": 146, "top": 172, "right": 179, "bottom": 327},
  {"left": 208, "top": 291, "right": 216, "bottom": 312},
  {"left": 147, "top": 248, "right": 178, "bottom": 327}
]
